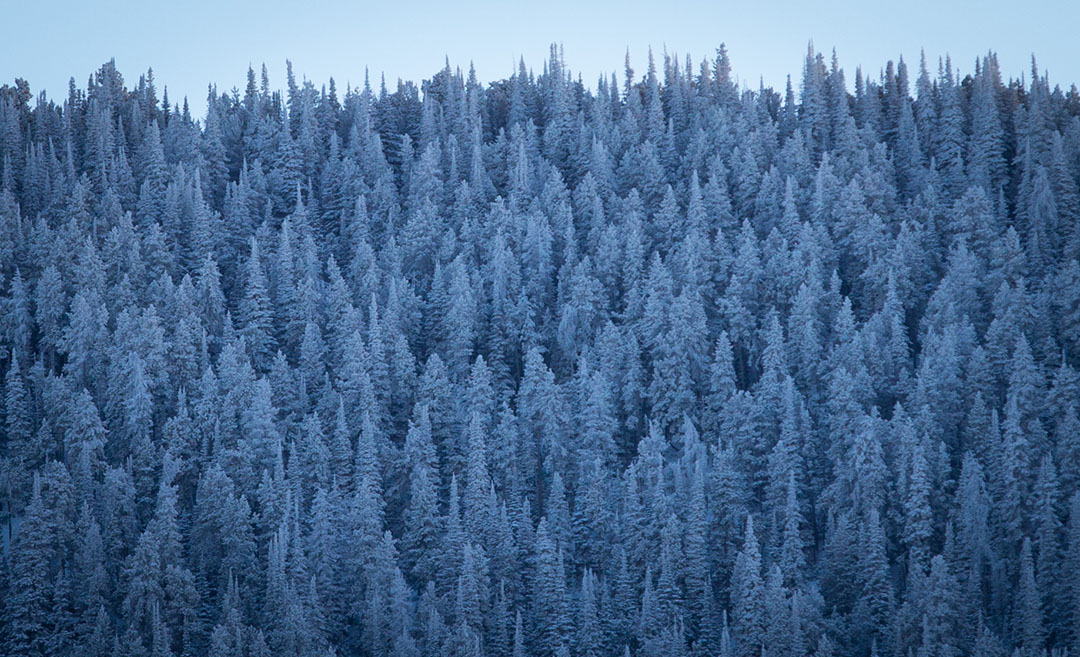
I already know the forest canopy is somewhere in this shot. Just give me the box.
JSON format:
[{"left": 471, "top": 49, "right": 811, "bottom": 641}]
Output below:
[{"left": 1, "top": 44, "right": 1080, "bottom": 657}]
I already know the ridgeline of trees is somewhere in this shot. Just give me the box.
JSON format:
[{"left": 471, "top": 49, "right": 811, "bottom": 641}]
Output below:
[{"left": 1, "top": 43, "right": 1080, "bottom": 657}]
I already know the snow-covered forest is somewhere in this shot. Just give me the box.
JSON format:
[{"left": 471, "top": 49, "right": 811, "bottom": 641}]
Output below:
[{"left": 1, "top": 44, "right": 1079, "bottom": 657}]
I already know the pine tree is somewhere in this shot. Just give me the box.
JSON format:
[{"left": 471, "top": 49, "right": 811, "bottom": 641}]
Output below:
[
  {"left": 779, "top": 472, "right": 805, "bottom": 587},
  {"left": 1066, "top": 493, "right": 1080, "bottom": 656},
  {"left": 956, "top": 452, "right": 991, "bottom": 626},
  {"left": 463, "top": 410, "right": 492, "bottom": 545},
  {"left": 683, "top": 459, "right": 711, "bottom": 640},
  {"left": 7, "top": 474, "right": 55, "bottom": 657},
  {"left": 1015, "top": 537, "right": 1045, "bottom": 653},
  {"left": 1031, "top": 454, "right": 1063, "bottom": 643},
  {"left": 903, "top": 440, "right": 933, "bottom": 570},
  {"left": 731, "top": 515, "right": 764, "bottom": 657},
  {"left": 855, "top": 508, "right": 892, "bottom": 651},
  {"left": 238, "top": 237, "right": 275, "bottom": 371},
  {"left": 576, "top": 568, "right": 602, "bottom": 657},
  {"left": 4, "top": 352, "right": 34, "bottom": 474},
  {"left": 534, "top": 518, "right": 571, "bottom": 657}
]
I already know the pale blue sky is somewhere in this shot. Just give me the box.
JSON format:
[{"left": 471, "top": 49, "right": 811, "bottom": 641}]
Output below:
[{"left": 3, "top": 0, "right": 1078, "bottom": 118}]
